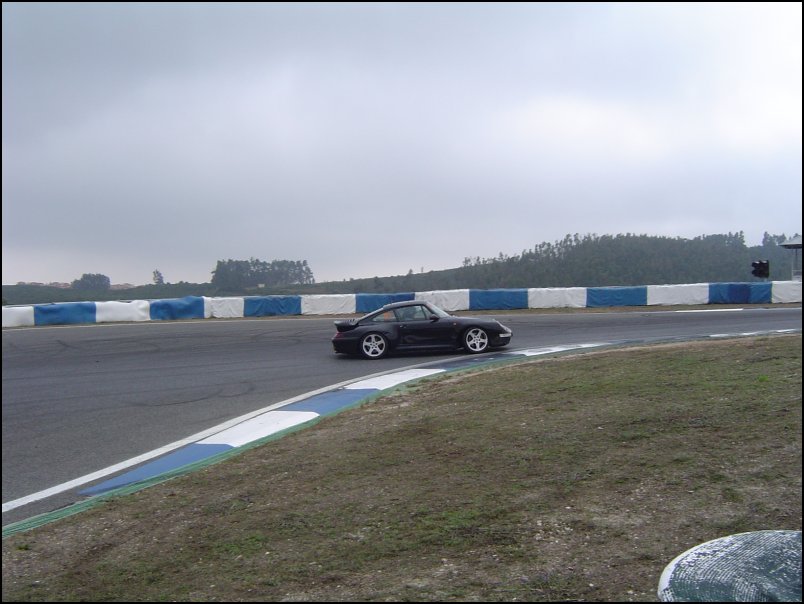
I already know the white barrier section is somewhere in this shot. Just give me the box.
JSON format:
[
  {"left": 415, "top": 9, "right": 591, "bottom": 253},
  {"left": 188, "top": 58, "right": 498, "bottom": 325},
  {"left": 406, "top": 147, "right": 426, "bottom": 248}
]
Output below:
[
  {"left": 772, "top": 281, "right": 802, "bottom": 303},
  {"left": 647, "top": 283, "right": 710, "bottom": 306},
  {"left": 415, "top": 289, "right": 470, "bottom": 311},
  {"left": 2, "top": 306, "right": 35, "bottom": 328},
  {"left": 528, "top": 287, "right": 587, "bottom": 308},
  {"left": 95, "top": 300, "right": 151, "bottom": 323},
  {"left": 206, "top": 296, "right": 245, "bottom": 319},
  {"left": 301, "top": 294, "right": 357, "bottom": 315}
]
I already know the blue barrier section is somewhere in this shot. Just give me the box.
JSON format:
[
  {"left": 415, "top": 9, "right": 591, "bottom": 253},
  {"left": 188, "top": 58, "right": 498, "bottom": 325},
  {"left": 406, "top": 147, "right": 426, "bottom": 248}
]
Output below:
[
  {"left": 244, "top": 295, "right": 302, "bottom": 317},
  {"left": 149, "top": 296, "right": 205, "bottom": 320},
  {"left": 470, "top": 288, "right": 529, "bottom": 310},
  {"left": 709, "top": 282, "right": 771, "bottom": 304},
  {"left": 749, "top": 282, "right": 773, "bottom": 303},
  {"left": 356, "top": 292, "right": 416, "bottom": 313},
  {"left": 709, "top": 283, "right": 750, "bottom": 304},
  {"left": 34, "top": 302, "right": 96, "bottom": 326},
  {"left": 586, "top": 286, "right": 648, "bottom": 308}
]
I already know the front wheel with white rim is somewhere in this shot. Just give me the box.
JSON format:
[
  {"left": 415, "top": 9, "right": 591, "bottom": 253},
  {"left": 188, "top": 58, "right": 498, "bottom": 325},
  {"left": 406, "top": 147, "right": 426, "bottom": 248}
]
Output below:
[
  {"left": 360, "top": 333, "right": 388, "bottom": 359},
  {"left": 463, "top": 327, "right": 489, "bottom": 354}
]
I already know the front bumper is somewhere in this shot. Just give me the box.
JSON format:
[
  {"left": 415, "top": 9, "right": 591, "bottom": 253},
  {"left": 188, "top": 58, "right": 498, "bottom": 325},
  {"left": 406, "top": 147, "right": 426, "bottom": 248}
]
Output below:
[{"left": 490, "top": 330, "right": 512, "bottom": 347}]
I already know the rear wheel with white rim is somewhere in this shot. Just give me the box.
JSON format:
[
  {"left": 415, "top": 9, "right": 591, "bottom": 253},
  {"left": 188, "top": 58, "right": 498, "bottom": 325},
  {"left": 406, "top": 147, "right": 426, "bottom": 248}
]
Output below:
[{"left": 360, "top": 333, "right": 388, "bottom": 359}]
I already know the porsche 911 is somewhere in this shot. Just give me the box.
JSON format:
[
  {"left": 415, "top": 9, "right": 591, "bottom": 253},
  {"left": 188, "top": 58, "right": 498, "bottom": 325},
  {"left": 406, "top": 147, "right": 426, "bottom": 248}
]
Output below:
[{"left": 332, "top": 300, "right": 513, "bottom": 359}]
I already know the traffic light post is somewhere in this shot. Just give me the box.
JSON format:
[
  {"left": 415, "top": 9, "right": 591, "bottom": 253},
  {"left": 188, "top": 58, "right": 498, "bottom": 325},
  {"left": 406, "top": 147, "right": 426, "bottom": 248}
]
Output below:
[{"left": 751, "top": 260, "right": 770, "bottom": 279}]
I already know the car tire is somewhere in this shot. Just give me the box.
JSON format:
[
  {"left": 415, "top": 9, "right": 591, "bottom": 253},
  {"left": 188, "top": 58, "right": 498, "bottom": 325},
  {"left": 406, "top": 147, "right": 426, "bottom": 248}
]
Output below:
[
  {"left": 360, "top": 333, "right": 388, "bottom": 359},
  {"left": 463, "top": 327, "right": 489, "bottom": 353}
]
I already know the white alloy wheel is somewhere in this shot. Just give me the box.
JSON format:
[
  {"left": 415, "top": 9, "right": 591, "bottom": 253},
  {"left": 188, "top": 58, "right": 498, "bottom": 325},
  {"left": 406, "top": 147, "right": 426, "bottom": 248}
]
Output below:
[
  {"left": 463, "top": 327, "right": 489, "bottom": 353},
  {"left": 360, "top": 333, "right": 388, "bottom": 359}
]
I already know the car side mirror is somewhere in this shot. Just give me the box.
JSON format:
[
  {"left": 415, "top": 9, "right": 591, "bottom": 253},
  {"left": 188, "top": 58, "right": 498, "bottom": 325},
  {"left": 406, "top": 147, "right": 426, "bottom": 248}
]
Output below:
[{"left": 429, "top": 315, "right": 439, "bottom": 322}]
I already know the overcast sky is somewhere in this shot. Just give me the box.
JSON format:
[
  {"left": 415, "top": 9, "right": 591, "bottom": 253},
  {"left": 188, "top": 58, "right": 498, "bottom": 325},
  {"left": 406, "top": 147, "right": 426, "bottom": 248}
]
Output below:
[{"left": 3, "top": 2, "right": 802, "bottom": 286}]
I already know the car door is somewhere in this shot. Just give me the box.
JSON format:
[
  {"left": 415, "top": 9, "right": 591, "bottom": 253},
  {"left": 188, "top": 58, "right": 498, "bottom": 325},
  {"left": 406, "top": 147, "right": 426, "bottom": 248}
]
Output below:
[{"left": 397, "top": 304, "right": 455, "bottom": 349}]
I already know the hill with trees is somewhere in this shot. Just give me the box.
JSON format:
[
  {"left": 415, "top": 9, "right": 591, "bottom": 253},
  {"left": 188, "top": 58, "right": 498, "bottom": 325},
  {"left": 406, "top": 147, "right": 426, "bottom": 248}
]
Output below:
[
  {"left": 270, "top": 231, "right": 799, "bottom": 295},
  {"left": 2, "top": 232, "right": 799, "bottom": 305}
]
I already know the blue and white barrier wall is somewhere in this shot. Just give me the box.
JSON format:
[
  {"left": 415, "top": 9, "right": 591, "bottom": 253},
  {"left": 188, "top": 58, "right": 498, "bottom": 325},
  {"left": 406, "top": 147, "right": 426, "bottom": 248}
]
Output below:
[{"left": 3, "top": 281, "right": 801, "bottom": 328}]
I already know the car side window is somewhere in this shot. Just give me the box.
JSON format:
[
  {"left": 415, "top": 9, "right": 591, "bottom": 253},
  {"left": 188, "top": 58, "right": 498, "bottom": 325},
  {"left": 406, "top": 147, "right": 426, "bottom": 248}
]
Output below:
[
  {"left": 395, "top": 305, "right": 428, "bottom": 321},
  {"left": 412, "top": 306, "right": 428, "bottom": 320},
  {"left": 371, "top": 311, "right": 396, "bottom": 323}
]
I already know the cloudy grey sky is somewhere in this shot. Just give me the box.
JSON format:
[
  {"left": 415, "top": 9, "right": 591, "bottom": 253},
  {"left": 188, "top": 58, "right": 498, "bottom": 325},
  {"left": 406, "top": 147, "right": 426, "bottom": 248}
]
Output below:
[{"left": 3, "top": 2, "right": 801, "bottom": 286}]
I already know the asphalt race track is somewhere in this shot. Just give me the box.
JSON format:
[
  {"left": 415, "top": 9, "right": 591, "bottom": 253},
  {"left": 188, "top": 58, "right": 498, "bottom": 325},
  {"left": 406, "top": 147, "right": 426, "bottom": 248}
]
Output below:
[{"left": 3, "top": 306, "right": 801, "bottom": 526}]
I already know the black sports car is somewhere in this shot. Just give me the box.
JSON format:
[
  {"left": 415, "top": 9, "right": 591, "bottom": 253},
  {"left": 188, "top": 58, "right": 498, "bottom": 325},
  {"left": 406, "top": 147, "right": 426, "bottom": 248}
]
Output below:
[{"left": 332, "top": 300, "right": 513, "bottom": 359}]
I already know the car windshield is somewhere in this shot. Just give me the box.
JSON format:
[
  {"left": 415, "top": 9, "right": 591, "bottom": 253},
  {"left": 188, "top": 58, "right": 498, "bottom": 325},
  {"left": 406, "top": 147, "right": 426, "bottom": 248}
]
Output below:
[{"left": 428, "top": 303, "right": 451, "bottom": 318}]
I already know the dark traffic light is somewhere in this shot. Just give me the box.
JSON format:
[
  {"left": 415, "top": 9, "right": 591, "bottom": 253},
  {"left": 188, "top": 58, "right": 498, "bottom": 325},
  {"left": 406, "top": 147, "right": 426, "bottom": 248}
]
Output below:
[{"left": 751, "top": 260, "right": 770, "bottom": 279}]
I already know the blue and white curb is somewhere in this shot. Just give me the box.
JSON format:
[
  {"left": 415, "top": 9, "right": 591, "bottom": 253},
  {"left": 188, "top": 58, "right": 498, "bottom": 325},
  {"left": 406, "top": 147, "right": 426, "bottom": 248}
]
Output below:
[{"left": 75, "top": 368, "right": 460, "bottom": 496}]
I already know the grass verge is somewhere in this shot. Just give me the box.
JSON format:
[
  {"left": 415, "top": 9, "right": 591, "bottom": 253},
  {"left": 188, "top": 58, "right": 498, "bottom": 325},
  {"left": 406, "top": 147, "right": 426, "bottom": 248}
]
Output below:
[{"left": 2, "top": 335, "right": 801, "bottom": 602}]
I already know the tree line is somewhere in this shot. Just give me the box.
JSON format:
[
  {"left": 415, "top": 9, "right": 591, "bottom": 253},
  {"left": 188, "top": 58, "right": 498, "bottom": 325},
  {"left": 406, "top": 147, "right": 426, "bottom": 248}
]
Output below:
[
  {"left": 210, "top": 258, "right": 314, "bottom": 293},
  {"left": 3, "top": 232, "right": 799, "bottom": 305},
  {"left": 71, "top": 258, "right": 315, "bottom": 293}
]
